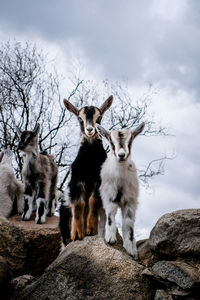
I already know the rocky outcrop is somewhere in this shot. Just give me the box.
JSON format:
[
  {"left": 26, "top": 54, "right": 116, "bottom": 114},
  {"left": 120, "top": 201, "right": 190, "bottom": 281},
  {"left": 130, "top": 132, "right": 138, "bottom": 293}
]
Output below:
[
  {"left": 21, "top": 236, "right": 151, "bottom": 300},
  {"left": 9, "top": 215, "right": 61, "bottom": 276},
  {"left": 149, "top": 209, "right": 200, "bottom": 257},
  {"left": 1, "top": 208, "right": 200, "bottom": 299},
  {"left": 11, "top": 275, "right": 36, "bottom": 300},
  {"left": 0, "top": 256, "right": 11, "bottom": 299},
  {"left": 141, "top": 209, "right": 200, "bottom": 299},
  {"left": 0, "top": 216, "right": 27, "bottom": 277}
]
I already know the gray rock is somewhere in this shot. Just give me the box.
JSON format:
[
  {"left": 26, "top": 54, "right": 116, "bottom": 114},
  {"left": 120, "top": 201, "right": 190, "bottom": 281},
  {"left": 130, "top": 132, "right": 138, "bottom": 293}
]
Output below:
[
  {"left": 149, "top": 209, "right": 200, "bottom": 257},
  {"left": 0, "top": 217, "right": 26, "bottom": 276},
  {"left": 137, "top": 239, "right": 153, "bottom": 266},
  {"left": 154, "top": 289, "right": 172, "bottom": 300},
  {"left": 152, "top": 261, "right": 200, "bottom": 290},
  {"left": 21, "top": 236, "right": 151, "bottom": 300},
  {"left": 11, "top": 274, "right": 36, "bottom": 300},
  {"left": 9, "top": 214, "right": 61, "bottom": 276}
]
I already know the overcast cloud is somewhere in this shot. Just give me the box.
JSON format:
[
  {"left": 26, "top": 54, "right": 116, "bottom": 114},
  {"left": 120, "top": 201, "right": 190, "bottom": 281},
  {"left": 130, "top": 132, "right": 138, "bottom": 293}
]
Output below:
[{"left": 0, "top": 0, "right": 199, "bottom": 239}]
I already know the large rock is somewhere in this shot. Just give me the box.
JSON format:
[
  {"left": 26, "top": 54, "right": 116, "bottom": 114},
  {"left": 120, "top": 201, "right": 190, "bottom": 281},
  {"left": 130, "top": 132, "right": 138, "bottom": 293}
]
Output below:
[
  {"left": 149, "top": 209, "right": 200, "bottom": 257},
  {"left": 154, "top": 289, "right": 172, "bottom": 300},
  {"left": 0, "top": 217, "right": 27, "bottom": 276},
  {"left": 152, "top": 261, "right": 200, "bottom": 290},
  {"left": 137, "top": 239, "right": 153, "bottom": 267},
  {"left": 0, "top": 256, "right": 11, "bottom": 299},
  {"left": 9, "top": 215, "right": 61, "bottom": 276},
  {"left": 21, "top": 236, "right": 151, "bottom": 300},
  {"left": 11, "top": 274, "right": 36, "bottom": 300}
]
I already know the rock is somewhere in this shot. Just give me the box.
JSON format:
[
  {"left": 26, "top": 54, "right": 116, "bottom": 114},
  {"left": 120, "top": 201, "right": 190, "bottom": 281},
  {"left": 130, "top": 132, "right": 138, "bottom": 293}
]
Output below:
[
  {"left": 9, "top": 214, "right": 61, "bottom": 276},
  {"left": 21, "top": 236, "right": 151, "bottom": 300},
  {"left": 137, "top": 239, "right": 153, "bottom": 266},
  {"left": 149, "top": 209, "right": 200, "bottom": 257},
  {"left": 0, "top": 216, "right": 27, "bottom": 276},
  {"left": 154, "top": 289, "right": 172, "bottom": 300},
  {"left": 152, "top": 261, "right": 200, "bottom": 290},
  {"left": 11, "top": 274, "right": 36, "bottom": 300},
  {"left": 0, "top": 256, "right": 11, "bottom": 300}
]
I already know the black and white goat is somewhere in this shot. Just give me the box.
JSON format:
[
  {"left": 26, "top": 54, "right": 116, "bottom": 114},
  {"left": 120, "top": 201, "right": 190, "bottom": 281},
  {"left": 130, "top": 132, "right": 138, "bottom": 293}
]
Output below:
[
  {"left": 97, "top": 122, "right": 145, "bottom": 257},
  {"left": 17, "top": 124, "right": 58, "bottom": 224},
  {"left": 60, "top": 96, "right": 113, "bottom": 244},
  {"left": 0, "top": 149, "right": 24, "bottom": 217}
]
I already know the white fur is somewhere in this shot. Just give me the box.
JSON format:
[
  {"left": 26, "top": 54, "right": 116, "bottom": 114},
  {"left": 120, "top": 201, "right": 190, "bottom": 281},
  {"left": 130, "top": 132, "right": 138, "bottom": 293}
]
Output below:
[
  {"left": 0, "top": 150, "right": 24, "bottom": 218},
  {"left": 98, "top": 125, "right": 145, "bottom": 258},
  {"left": 35, "top": 198, "right": 47, "bottom": 224}
]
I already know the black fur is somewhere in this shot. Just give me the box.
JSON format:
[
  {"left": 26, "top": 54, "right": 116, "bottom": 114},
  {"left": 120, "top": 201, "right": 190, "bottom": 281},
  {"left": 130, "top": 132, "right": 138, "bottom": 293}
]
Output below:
[
  {"left": 37, "top": 202, "right": 45, "bottom": 224},
  {"left": 22, "top": 198, "right": 29, "bottom": 220},
  {"left": 109, "top": 137, "right": 115, "bottom": 152},
  {"left": 129, "top": 227, "right": 134, "bottom": 242},
  {"left": 18, "top": 131, "right": 35, "bottom": 150},
  {"left": 24, "top": 185, "right": 33, "bottom": 196},
  {"left": 118, "top": 131, "right": 124, "bottom": 148},
  {"left": 112, "top": 187, "right": 123, "bottom": 203},
  {"left": 84, "top": 106, "right": 96, "bottom": 122},
  {"left": 126, "top": 208, "right": 132, "bottom": 219},
  {"left": 108, "top": 213, "right": 112, "bottom": 226},
  {"left": 68, "top": 139, "right": 107, "bottom": 202},
  {"left": 59, "top": 204, "right": 72, "bottom": 245}
]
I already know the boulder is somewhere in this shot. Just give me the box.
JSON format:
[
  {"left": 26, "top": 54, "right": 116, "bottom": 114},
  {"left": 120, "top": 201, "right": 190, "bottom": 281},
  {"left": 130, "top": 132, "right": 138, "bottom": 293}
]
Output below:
[
  {"left": 9, "top": 215, "right": 61, "bottom": 276},
  {"left": 137, "top": 239, "right": 153, "bottom": 266},
  {"left": 0, "top": 216, "right": 26, "bottom": 276},
  {"left": 0, "top": 256, "right": 11, "bottom": 300},
  {"left": 149, "top": 209, "right": 200, "bottom": 257},
  {"left": 154, "top": 289, "right": 172, "bottom": 300},
  {"left": 21, "top": 236, "right": 151, "bottom": 300},
  {"left": 152, "top": 260, "right": 200, "bottom": 290},
  {"left": 11, "top": 274, "right": 36, "bottom": 300}
]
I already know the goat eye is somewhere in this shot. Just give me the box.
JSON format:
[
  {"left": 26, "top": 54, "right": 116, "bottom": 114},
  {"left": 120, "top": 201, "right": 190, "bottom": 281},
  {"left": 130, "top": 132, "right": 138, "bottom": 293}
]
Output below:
[
  {"left": 78, "top": 117, "right": 83, "bottom": 123},
  {"left": 96, "top": 116, "right": 102, "bottom": 124}
]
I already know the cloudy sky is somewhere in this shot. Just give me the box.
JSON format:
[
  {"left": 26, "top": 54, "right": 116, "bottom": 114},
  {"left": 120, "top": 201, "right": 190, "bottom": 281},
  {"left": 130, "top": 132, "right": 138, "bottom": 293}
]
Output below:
[{"left": 0, "top": 0, "right": 200, "bottom": 239}]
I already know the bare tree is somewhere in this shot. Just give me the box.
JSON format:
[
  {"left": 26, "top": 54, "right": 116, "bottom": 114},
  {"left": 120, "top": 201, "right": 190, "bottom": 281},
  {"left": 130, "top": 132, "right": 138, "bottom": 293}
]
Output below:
[
  {"left": 0, "top": 41, "right": 172, "bottom": 190},
  {"left": 0, "top": 41, "right": 80, "bottom": 183}
]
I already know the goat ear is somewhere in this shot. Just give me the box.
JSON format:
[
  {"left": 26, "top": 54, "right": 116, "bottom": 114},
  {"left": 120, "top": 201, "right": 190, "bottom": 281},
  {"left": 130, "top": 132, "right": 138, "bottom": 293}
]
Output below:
[
  {"left": 99, "top": 95, "right": 113, "bottom": 115},
  {"left": 0, "top": 152, "right": 4, "bottom": 163},
  {"left": 96, "top": 124, "right": 110, "bottom": 140},
  {"left": 132, "top": 122, "right": 145, "bottom": 138},
  {"left": 63, "top": 99, "right": 79, "bottom": 116},
  {"left": 33, "top": 123, "right": 40, "bottom": 136}
]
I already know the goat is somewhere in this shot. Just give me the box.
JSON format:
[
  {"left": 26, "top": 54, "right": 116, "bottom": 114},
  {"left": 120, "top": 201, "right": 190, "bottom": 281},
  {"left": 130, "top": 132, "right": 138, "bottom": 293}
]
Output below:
[
  {"left": 59, "top": 96, "right": 113, "bottom": 244},
  {"left": 17, "top": 124, "right": 58, "bottom": 224},
  {"left": 96, "top": 122, "right": 145, "bottom": 257},
  {"left": 0, "top": 149, "right": 24, "bottom": 218}
]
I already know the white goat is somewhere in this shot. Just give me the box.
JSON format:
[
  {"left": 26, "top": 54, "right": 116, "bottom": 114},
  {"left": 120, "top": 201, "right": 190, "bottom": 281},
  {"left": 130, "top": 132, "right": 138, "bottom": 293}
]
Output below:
[
  {"left": 97, "top": 123, "right": 145, "bottom": 257},
  {"left": 0, "top": 150, "right": 24, "bottom": 218}
]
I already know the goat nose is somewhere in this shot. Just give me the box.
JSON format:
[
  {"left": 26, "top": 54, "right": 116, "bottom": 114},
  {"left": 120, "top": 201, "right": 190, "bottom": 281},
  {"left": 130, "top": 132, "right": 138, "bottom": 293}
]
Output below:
[
  {"left": 118, "top": 153, "right": 125, "bottom": 159},
  {"left": 87, "top": 127, "right": 93, "bottom": 132}
]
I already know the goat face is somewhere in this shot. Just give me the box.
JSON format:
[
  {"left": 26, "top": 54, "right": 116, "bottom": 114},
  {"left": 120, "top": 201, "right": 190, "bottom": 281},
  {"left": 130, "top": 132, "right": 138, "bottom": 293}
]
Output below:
[
  {"left": 63, "top": 96, "right": 113, "bottom": 138},
  {"left": 18, "top": 124, "right": 40, "bottom": 153},
  {"left": 96, "top": 123, "right": 145, "bottom": 162},
  {"left": 78, "top": 106, "right": 102, "bottom": 137}
]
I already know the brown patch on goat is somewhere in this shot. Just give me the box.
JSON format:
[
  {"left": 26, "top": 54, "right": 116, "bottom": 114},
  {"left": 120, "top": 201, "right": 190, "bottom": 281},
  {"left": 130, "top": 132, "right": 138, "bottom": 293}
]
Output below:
[
  {"left": 86, "top": 195, "right": 98, "bottom": 236},
  {"left": 71, "top": 199, "right": 85, "bottom": 240}
]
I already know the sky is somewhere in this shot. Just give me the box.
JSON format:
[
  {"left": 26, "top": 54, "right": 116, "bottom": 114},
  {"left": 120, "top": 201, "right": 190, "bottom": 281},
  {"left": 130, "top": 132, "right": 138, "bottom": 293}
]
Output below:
[{"left": 0, "top": 0, "right": 200, "bottom": 239}]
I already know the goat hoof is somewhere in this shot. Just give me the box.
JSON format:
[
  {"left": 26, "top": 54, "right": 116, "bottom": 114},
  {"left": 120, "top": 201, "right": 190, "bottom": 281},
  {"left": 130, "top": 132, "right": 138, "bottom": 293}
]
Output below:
[
  {"left": 22, "top": 214, "right": 30, "bottom": 221},
  {"left": 86, "top": 227, "right": 97, "bottom": 236},
  {"left": 71, "top": 231, "right": 84, "bottom": 241},
  {"left": 105, "top": 235, "right": 117, "bottom": 244}
]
